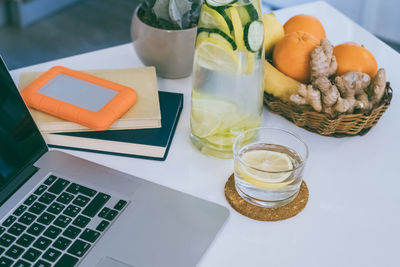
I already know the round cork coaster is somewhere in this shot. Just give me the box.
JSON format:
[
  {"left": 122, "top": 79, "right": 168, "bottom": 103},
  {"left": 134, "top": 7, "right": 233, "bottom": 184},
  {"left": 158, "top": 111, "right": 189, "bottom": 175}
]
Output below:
[{"left": 224, "top": 174, "right": 309, "bottom": 221}]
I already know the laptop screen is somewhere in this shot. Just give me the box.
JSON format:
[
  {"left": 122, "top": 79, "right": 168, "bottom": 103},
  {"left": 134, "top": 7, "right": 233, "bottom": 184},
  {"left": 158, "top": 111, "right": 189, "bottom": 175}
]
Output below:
[{"left": 0, "top": 57, "right": 47, "bottom": 203}]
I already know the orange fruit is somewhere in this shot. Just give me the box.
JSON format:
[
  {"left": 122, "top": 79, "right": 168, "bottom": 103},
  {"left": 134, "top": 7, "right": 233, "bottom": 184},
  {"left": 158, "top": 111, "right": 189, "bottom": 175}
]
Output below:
[
  {"left": 333, "top": 43, "right": 378, "bottom": 77},
  {"left": 284, "top": 14, "right": 326, "bottom": 40},
  {"left": 273, "top": 31, "right": 320, "bottom": 83}
]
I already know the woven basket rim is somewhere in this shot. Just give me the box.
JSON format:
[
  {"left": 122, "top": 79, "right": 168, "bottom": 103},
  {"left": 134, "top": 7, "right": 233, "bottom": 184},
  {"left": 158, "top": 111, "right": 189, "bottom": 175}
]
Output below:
[{"left": 264, "top": 82, "right": 392, "bottom": 136}]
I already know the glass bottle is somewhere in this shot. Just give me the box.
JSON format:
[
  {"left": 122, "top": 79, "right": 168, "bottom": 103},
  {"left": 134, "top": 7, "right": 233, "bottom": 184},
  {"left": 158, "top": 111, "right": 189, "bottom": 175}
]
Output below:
[{"left": 190, "top": 0, "right": 264, "bottom": 158}]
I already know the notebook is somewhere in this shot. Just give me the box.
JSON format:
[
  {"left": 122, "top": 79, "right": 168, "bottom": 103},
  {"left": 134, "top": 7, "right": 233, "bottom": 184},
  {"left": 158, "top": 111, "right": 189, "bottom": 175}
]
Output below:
[
  {"left": 18, "top": 67, "right": 161, "bottom": 133},
  {"left": 43, "top": 91, "right": 183, "bottom": 161}
]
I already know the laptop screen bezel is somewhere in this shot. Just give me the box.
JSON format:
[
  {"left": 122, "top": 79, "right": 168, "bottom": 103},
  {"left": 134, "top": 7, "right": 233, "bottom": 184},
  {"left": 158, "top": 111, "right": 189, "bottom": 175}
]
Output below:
[{"left": 0, "top": 56, "right": 48, "bottom": 205}]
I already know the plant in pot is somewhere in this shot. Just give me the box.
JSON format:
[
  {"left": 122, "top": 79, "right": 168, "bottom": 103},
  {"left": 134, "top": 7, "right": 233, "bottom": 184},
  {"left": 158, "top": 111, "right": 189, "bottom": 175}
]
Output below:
[{"left": 131, "top": 0, "right": 202, "bottom": 79}]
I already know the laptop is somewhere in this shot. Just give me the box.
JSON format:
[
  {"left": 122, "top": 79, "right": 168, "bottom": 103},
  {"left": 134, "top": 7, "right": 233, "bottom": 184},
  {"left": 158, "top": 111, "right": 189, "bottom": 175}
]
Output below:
[{"left": 0, "top": 57, "right": 229, "bottom": 267}]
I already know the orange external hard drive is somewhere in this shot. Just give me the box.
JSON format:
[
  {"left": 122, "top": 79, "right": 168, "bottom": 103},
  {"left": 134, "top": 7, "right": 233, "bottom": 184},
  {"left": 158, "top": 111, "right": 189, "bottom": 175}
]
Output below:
[{"left": 21, "top": 66, "right": 137, "bottom": 130}]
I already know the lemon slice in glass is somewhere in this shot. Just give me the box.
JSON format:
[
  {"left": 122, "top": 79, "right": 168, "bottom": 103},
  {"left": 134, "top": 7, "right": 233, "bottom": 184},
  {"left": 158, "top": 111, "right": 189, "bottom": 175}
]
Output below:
[
  {"left": 238, "top": 150, "right": 294, "bottom": 187},
  {"left": 195, "top": 37, "right": 239, "bottom": 73},
  {"left": 190, "top": 108, "right": 221, "bottom": 138}
]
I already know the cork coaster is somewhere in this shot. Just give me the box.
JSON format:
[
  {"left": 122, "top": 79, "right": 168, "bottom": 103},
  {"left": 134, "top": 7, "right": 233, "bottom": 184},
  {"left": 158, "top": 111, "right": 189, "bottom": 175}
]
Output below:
[{"left": 224, "top": 174, "right": 308, "bottom": 221}]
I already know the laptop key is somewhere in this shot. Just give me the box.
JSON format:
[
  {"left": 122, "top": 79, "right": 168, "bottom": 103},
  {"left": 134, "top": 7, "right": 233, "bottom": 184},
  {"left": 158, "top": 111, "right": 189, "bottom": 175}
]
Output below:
[
  {"left": 42, "top": 248, "right": 61, "bottom": 262},
  {"left": 44, "top": 175, "right": 57, "bottom": 186},
  {"left": 16, "top": 234, "right": 35, "bottom": 247},
  {"left": 18, "top": 213, "right": 37, "bottom": 226},
  {"left": 54, "top": 254, "right": 79, "bottom": 267},
  {"left": 63, "top": 205, "right": 81, "bottom": 218},
  {"left": 5, "top": 245, "right": 24, "bottom": 259},
  {"left": 33, "top": 260, "right": 51, "bottom": 267},
  {"left": 0, "top": 247, "right": 4, "bottom": 254},
  {"left": 13, "top": 205, "right": 28, "bottom": 216},
  {"left": 53, "top": 236, "right": 72, "bottom": 250},
  {"left": 96, "top": 220, "right": 110, "bottom": 232},
  {"left": 48, "top": 178, "right": 70, "bottom": 195},
  {"left": 0, "top": 234, "right": 16, "bottom": 247},
  {"left": 28, "top": 202, "right": 46, "bottom": 215},
  {"left": 8, "top": 223, "right": 26, "bottom": 236},
  {"left": 34, "top": 185, "right": 48, "bottom": 196},
  {"left": 38, "top": 193, "right": 56, "bottom": 205},
  {"left": 72, "top": 195, "right": 90, "bottom": 207},
  {"left": 27, "top": 223, "right": 45, "bottom": 236},
  {"left": 37, "top": 213, "right": 56, "bottom": 226},
  {"left": 43, "top": 226, "right": 62, "bottom": 239},
  {"left": 114, "top": 200, "right": 127, "bottom": 211},
  {"left": 105, "top": 210, "right": 118, "bottom": 221},
  {"left": 98, "top": 207, "right": 110, "bottom": 218},
  {"left": 33, "top": 237, "right": 52, "bottom": 251},
  {"left": 13, "top": 259, "right": 31, "bottom": 267},
  {"left": 63, "top": 226, "right": 81, "bottom": 239},
  {"left": 0, "top": 227, "right": 5, "bottom": 235},
  {"left": 0, "top": 257, "right": 13, "bottom": 266},
  {"left": 82, "top": 193, "right": 110, "bottom": 217},
  {"left": 46, "top": 202, "right": 65, "bottom": 215},
  {"left": 24, "top": 195, "right": 37, "bottom": 206},
  {"left": 56, "top": 192, "right": 74, "bottom": 205},
  {"left": 2, "top": 215, "right": 17, "bottom": 227},
  {"left": 22, "top": 247, "right": 42, "bottom": 262},
  {"left": 80, "top": 228, "right": 100, "bottom": 243},
  {"left": 66, "top": 183, "right": 97, "bottom": 197},
  {"left": 72, "top": 215, "right": 90, "bottom": 228},
  {"left": 68, "top": 239, "right": 91, "bottom": 257},
  {"left": 53, "top": 215, "right": 72, "bottom": 228}
]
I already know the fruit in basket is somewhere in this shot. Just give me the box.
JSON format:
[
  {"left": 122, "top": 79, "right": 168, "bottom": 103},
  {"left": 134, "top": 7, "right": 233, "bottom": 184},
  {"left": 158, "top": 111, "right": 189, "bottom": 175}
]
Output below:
[
  {"left": 273, "top": 31, "right": 319, "bottom": 83},
  {"left": 283, "top": 14, "right": 326, "bottom": 40},
  {"left": 264, "top": 60, "right": 302, "bottom": 101},
  {"left": 289, "top": 38, "right": 387, "bottom": 116},
  {"left": 263, "top": 13, "right": 285, "bottom": 57},
  {"left": 333, "top": 43, "right": 378, "bottom": 78}
]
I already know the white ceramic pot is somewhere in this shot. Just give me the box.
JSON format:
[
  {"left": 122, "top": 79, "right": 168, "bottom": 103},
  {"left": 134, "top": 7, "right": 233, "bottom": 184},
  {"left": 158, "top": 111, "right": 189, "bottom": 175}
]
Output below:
[{"left": 131, "top": 6, "right": 197, "bottom": 79}]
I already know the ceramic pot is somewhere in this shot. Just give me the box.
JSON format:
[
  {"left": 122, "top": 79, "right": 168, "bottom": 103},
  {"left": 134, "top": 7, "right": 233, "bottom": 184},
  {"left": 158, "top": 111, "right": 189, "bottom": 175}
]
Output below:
[{"left": 131, "top": 6, "right": 197, "bottom": 79}]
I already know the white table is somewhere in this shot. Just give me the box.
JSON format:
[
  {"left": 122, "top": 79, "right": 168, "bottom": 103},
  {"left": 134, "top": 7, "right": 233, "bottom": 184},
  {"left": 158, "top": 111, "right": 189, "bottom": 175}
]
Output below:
[{"left": 10, "top": 2, "right": 400, "bottom": 266}]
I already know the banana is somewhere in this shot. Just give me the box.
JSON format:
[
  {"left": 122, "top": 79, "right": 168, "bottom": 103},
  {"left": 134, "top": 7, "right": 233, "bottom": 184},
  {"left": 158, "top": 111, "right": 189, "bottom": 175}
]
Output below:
[{"left": 264, "top": 60, "right": 303, "bottom": 101}]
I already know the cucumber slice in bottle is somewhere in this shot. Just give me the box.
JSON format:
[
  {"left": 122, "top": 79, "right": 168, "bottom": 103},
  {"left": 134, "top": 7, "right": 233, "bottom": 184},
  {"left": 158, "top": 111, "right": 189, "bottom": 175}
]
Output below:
[
  {"left": 197, "top": 28, "right": 237, "bottom": 50},
  {"left": 217, "top": 8, "right": 233, "bottom": 32},
  {"left": 205, "top": 0, "right": 238, "bottom": 7},
  {"left": 244, "top": 3, "right": 259, "bottom": 20},
  {"left": 244, "top": 20, "right": 264, "bottom": 52}
]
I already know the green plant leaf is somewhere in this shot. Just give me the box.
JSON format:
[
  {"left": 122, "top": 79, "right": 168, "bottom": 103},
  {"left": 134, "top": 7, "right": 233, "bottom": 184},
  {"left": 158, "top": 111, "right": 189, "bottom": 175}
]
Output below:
[
  {"left": 152, "top": 0, "right": 170, "bottom": 21},
  {"left": 168, "top": 0, "right": 192, "bottom": 29}
]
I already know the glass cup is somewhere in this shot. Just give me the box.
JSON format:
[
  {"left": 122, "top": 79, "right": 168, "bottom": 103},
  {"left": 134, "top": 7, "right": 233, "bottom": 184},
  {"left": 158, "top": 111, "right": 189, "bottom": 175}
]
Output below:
[{"left": 233, "top": 127, "right": 309, "bottom": 208}]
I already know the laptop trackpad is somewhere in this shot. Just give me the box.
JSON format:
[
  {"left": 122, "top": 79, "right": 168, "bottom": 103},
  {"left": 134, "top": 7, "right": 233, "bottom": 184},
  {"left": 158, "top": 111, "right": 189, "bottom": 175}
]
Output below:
[{"left": 97, "top": 257, "right": 135, "bottom": 267}]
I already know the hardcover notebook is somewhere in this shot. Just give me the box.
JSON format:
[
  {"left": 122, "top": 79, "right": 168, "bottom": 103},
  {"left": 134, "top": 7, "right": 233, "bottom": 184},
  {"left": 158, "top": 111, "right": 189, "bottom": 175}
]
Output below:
[
  {"left": 44, "top": 91, "right": 183, "bottom": 161},
  {"left": 18, "top": 67, "right": 161, "bottom": 133}
]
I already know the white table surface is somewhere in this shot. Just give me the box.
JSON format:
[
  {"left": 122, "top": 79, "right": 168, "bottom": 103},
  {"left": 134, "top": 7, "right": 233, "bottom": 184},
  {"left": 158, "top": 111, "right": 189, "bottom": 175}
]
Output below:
[{"left": 10, "top": 1, "right": 400, "bottom": 266}]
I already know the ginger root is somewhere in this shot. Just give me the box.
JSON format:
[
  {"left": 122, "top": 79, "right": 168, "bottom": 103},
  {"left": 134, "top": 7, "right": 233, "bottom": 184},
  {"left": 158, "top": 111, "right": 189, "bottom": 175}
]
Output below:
[
  {"left": 290, "top": 84, "right": 322, "bottom": 112},
  {"left": 367, "top": 68, "right": 386, "bottom": 107},
  {"left": 310, "top": 38, "right": 337, "bottom": 81},
  {"left": 335, "top": 72, "right": 371, "bottom": 112}
]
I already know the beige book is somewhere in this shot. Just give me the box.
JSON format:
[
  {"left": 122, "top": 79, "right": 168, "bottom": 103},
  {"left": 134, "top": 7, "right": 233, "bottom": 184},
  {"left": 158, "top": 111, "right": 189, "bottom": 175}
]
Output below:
[{"left": 18, "top": 67, "right": 161, "bottom": 133}]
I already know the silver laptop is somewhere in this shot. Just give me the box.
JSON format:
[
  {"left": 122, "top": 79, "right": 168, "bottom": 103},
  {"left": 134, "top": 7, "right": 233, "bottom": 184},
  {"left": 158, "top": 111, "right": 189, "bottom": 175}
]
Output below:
[{"left": 0, "top": 57, "right": 229, "bottom": 267}]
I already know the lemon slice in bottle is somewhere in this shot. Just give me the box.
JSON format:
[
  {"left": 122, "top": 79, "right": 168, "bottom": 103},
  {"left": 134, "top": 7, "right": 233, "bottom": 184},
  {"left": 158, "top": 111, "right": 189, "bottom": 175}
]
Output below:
[
  {"left": 194, "top": 37, "right": 239, "bottom": 73},
  {"left": 228, "top": 7, "right": 245, "bottom": 51},
  {"left": 238, "top": 150, "right": 294, "bottom": 188},
  {"left": 190, "top": 108, "right": 221, "bottom": 138},
  {"left": 198, "top": 4, "right": 231, "bottom": 35}
]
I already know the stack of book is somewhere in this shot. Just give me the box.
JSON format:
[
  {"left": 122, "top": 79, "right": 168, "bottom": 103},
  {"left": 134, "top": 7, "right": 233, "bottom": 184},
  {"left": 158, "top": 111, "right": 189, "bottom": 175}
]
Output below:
[{"left": 18, "top": 67, "right": 183, "bottom": 161}]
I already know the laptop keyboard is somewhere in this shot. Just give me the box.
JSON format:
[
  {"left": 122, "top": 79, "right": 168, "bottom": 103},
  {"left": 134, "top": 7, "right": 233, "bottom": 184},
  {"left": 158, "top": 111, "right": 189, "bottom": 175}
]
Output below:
[{"left": 0, "top": 175, "right": 128, "bottom": 267}]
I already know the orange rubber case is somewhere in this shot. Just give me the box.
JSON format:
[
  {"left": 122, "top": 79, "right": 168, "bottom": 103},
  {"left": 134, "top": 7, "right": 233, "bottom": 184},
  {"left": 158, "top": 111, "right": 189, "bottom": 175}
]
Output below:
[{"left": 21, "top": 66, "right": 137, "bottom": 131}]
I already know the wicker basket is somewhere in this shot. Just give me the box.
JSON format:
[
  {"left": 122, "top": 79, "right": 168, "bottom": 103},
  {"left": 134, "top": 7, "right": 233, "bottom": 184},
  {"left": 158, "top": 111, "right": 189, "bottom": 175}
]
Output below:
[{"left": 264, "top": 83, "right": 393, "bottom": 136}]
